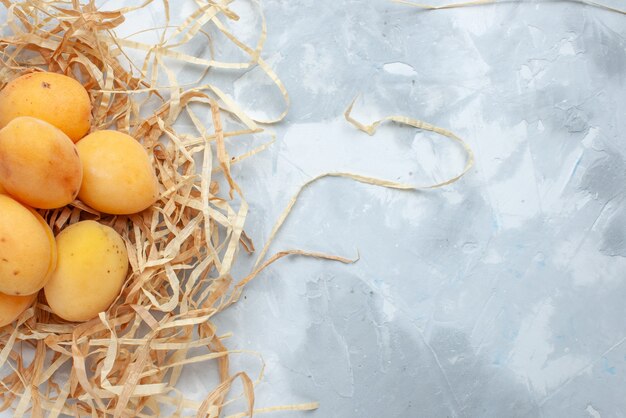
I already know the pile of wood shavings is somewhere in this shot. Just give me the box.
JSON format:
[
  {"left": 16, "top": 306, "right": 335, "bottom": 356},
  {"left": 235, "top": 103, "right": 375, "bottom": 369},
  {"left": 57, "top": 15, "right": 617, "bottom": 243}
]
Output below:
[
  {"left": 0, "top": 0, "right": 480, "bottom": 416},
  {"left": 0, "top": 0, "right": 330, "bottom": 416}
]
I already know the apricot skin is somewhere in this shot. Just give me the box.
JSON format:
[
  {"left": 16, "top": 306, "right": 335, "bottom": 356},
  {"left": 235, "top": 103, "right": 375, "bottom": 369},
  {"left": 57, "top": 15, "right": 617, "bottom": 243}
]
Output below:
[
  {"left": 0, "top": 72, "right": 92, "bottom": 142},
  {"left": 77, "top": 130, "right": 158, "bottom": 215},
  {"left": 44, "top": 221, "right": 128, "bottom": 322},
  {"left": 0, "top": 195, "right": 57, "bottom": 296},
  {"left": 0, "top": 117, "right": 83, "bottom": 209},
  {"left": 0, "top": 292, "right": 37, "bottom": 327}
]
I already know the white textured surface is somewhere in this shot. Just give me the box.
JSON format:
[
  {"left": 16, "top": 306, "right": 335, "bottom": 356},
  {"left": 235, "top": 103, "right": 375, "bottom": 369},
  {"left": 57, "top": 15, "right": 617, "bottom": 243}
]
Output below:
[
  {"left": 209, "top": 1, "right": 626, "bottom": 417},
  {"left": 4, "top": 0, "right": 626, "bottom": 417}
]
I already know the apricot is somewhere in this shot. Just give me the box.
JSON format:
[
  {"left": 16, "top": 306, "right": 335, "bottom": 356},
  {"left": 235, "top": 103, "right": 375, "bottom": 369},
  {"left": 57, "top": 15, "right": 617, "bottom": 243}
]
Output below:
[
  {"left": 77, "top": 130, "right": 158, "bottom": 214},
  {"left": 0, "top": 292, "right": 37, "bottom": 327},
  {"left": 0, "top": 117, "right": 82, "bottom": 209},
  {"left": 44, "top": 221, "right": 128, "bottom": 322},
  {"left": 0, "top": 195, "right": 56, "bottom": 295},
  {"left": 0, "top": 72, "right": 92, "bottom": 142}
]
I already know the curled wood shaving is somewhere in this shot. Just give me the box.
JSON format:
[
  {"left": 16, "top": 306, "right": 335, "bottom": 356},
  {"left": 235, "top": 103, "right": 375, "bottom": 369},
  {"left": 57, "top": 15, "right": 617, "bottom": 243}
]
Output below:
[
  {"left": 392, "top": 0, "right": 626, "bottom": 14},
  {"left": 252, "top": 99, "right": 475, "bottom": 270},
  {"left": 392, "top": 0, "right": 494, "bottom": 9}
]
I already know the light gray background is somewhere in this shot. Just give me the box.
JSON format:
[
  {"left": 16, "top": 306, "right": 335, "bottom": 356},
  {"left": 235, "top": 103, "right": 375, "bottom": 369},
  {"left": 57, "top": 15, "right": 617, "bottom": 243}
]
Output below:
[
  {"left": 210, "top": 1, "right": 626, "bottom": 417},
  {"left": 4, "top": 0, "right": 626, "bottom": 417}
]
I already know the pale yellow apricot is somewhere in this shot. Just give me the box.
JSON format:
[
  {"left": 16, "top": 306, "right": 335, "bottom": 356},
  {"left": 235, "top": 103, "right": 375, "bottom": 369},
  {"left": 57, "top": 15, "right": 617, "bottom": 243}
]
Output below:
[
  {"left": 0, "top": 195, "right": 56, "bottom": 295},
  {"left": 0, "top": 292, "right": 37, "bottom": 327},
  {"left": 44, "top": 221, "right": 128, "bottom": 322},
  {"left": 0, "top": 117, "right": 83, "bottom": 209},
  {"left": 0, "top": 72, "right": 92, "bottom": 142},
  {"left": 77, "top": 130, "right": 158, "bottom": 215}
]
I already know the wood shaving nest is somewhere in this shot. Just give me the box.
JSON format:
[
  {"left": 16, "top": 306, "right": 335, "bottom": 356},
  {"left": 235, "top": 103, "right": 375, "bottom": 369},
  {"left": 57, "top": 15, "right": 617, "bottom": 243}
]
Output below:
[{"left": 0, "top": 0, "right": 476, "bottom": 417}]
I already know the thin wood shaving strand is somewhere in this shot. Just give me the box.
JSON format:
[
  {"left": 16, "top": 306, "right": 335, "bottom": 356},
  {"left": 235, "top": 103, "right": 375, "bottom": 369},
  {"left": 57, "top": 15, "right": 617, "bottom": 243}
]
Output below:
[
  {"left": 344, "top": 97, "right": 474, "bottom": 189},
  {"left": 392, "top": 0, "right": 626, "bottom": 14},
  {"left": 392, "top": 0, "right": 493, "bottom": 9},
  {"left": 253, "top": 99, "right": 474, "bottom": 269}
]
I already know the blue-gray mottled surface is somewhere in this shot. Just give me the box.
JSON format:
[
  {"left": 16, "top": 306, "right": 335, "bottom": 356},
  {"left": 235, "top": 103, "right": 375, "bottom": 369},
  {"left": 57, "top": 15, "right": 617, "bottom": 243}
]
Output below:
[
  {"left": 210, "top": 1, "right": 626, "bottom": 417},
  {"left": 5, "top": 0, "right": 626, "bottom": 417}
]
